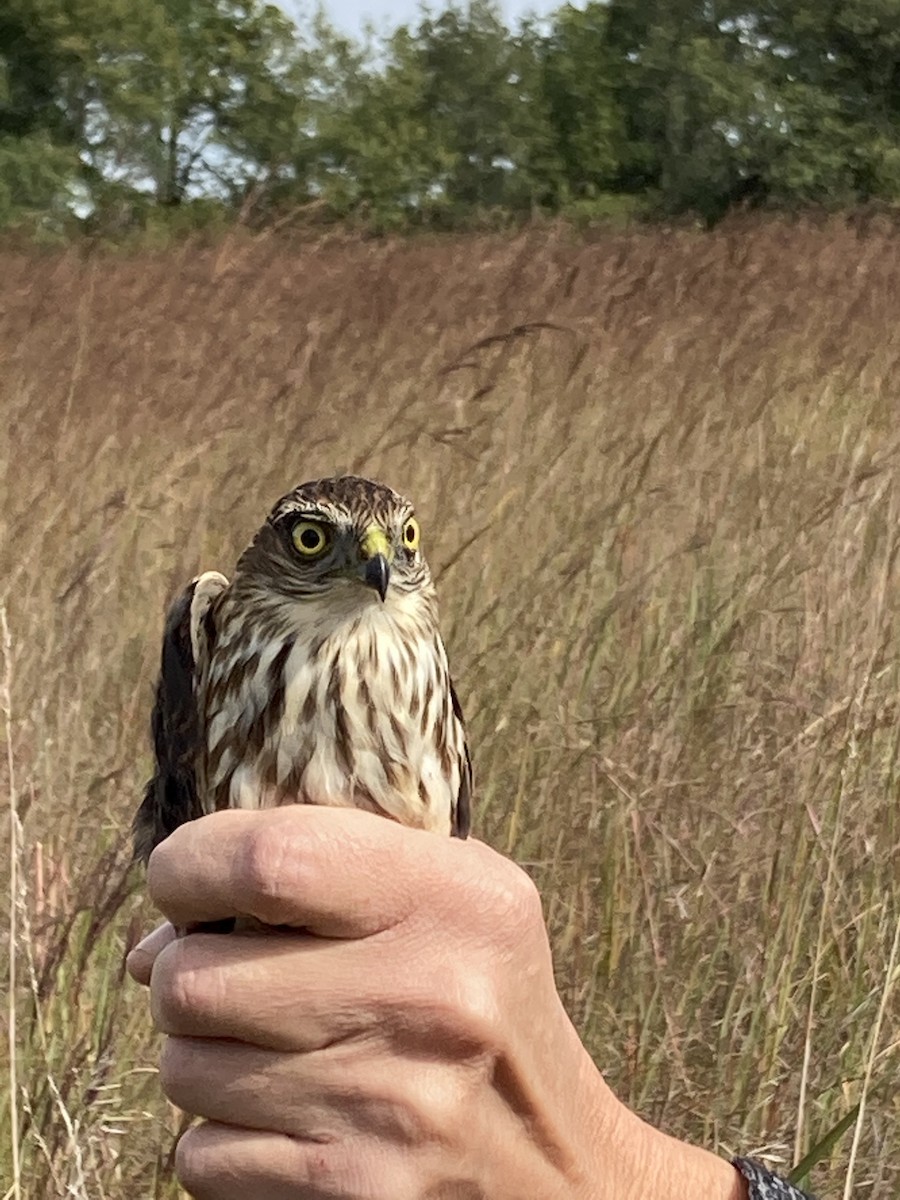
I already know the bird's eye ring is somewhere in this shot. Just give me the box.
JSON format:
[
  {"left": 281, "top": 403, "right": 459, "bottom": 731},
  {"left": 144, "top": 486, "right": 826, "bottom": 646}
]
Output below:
[
  {"left": 291, "top": 520, "right": 330, "bottom": 557},
  {"left": 403, "top": 517, "right": 420, "bottom": 551}
]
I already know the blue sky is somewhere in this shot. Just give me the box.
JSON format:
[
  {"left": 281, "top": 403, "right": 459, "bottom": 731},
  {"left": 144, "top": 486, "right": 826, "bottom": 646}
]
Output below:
[{"left": 278, "top": 0, "right": 550, "bottom": 36}]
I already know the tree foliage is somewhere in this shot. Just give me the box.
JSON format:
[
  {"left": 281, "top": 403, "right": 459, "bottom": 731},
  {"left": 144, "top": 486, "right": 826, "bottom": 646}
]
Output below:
[{"left": 1, "top": 0, "right": 898, "bottom": 235}]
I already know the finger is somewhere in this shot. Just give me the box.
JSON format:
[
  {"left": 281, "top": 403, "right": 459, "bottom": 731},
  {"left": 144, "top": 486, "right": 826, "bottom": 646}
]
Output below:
[
  {"left": 126, "top": 921, "right": 177, "bottom": 986},
  {"left": 152, "top": 930, "right": 369, "bottom": 1048},
  {"left": 176, "top": 1122, "right": 416, "bottom": 1200},
  {"left": 149, "top": 929, "right": 466, "bottom": 1050},
  {"left": 159, "top": 1036, "right": 465, "bottom": 1145},
  {"left": 162, "top": 1038, "right": 340, "bottom": 1137},
  {"left": 147, "top": 805, "right": 486, "bottom": 935}
]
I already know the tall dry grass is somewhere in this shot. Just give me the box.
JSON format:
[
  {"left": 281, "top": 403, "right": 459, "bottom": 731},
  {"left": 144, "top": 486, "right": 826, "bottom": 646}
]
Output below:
[{"left": 2, "top": 216, "right": 900, "bottom": 1198}]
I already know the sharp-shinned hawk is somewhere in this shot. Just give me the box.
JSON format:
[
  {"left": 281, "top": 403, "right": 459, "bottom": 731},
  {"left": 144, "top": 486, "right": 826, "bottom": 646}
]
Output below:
[{"left": 133, "top": 475, "right": 472, "bottom": 863}]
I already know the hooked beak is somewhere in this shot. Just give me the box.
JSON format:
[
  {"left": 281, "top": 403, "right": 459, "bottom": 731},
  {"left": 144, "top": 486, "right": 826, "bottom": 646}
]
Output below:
[
  {"left": 363, "top": 554, "right": 390, "bottom": 602},
  {"left": 359, "top": 526, "right": 392, "bottom": 603}
]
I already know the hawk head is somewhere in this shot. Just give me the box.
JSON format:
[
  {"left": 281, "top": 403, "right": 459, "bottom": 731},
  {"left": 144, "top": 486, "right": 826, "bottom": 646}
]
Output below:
[{"left": 233, "top": 475, "right": 434, "bottom": 612}]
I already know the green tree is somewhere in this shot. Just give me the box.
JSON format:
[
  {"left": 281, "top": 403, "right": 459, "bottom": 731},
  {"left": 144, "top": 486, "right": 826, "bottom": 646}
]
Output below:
[
  {"left": 69, "top": 0, "right": 310, "bottom": 207},
  {"left": 1, "top": 0, "right": 319, "bottom": 230},
  {"left": 5, "top": 0, "right": 900, "bottom": 236},
  {"left": 537, "top": 3, "right": 623, "bottom": 205},
  {"left": 0, "top": 1, "right": 82, "bottom": 228},
  {"left": 603, "top": 0, "right": 758, "bottom": 219},
  {"left": 315, "top": 25, "right": 453, "bottom": 225},
  {"left": 414, "top": 0, "right": 555, "bottom": 216},
  {"left": 748, "top": 0, "right": 900, "bottom": 203},
  {"left": 316, "top": 2, "right": 560, "bottom": 226}
]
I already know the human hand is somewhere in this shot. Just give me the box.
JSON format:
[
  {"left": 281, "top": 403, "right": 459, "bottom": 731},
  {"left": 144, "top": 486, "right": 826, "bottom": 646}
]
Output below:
[{"left": 128, "top": 807, "right": 744, "bottom": 1200}]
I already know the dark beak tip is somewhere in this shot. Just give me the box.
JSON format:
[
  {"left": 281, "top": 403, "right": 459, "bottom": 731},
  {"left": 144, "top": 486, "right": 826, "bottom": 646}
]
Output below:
[{"left": 364, "top": 554, "right": 390, "bottom": 602}]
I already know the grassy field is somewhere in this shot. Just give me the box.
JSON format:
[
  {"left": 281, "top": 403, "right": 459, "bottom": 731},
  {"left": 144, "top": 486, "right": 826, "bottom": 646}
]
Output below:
[{"left": 2, "top": 216, "right": 900, "bottom": 1198}]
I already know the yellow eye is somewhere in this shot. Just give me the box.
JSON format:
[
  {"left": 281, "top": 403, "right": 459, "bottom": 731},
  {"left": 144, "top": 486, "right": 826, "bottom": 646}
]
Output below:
[
  {"left": 291, "top": 520, "right": 329, "bottom": 557},
  {"left": 402, "top": 517, "right": 420, "bottom": 551}
]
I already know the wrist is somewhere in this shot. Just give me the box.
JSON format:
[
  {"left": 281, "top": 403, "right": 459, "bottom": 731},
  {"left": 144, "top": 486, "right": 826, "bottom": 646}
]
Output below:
[
  {"left": 569, "top": 1052, "right": 745, "bottom": 1200},
  {"left": 632, "top": 1123, "right": 747, "bottom": 1200}
]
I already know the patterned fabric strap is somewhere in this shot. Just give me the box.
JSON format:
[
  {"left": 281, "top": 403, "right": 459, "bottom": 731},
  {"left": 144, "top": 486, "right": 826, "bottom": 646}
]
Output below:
[{"left": 733, "top": 1157, "right": 817, "bottom": 1200}]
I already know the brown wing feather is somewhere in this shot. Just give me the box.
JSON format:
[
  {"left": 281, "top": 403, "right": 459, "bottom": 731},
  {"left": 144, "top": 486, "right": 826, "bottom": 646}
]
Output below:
[
  {"left": 450, "top": 680, "right": 472, "bottom": 839},
  {"left": 132, "top": 573, "right": 227, "bottom": 863}
]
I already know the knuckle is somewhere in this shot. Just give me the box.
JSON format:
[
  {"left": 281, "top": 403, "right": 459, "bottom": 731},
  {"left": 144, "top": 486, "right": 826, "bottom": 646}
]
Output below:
[
  {"left": 152, "top": 939, "right": 221, "bottom": 1030},
  {"left": 412, "top": 1070, "right": 479, "bottom": 1139},
  {"left": 445, "top": 845, "right": 546, "bottom": 950},
  {"left": 403, "top": 962, "right": 503, "bottom": 1047},
  {"left": 174, "top": 1125, "right": 217, "bottom": 1198},
  {"left": 487, "top": 858, "right": 545, "bottom": 943},
  {"left": 450, "top": 969, "right": 504, "bottom": 1037},
  {"left": 236, "top": 818, "right": 298, "bottom": 923},
  {"left": 157, "top": 1037, "right": 198, "bottom": 1112}
]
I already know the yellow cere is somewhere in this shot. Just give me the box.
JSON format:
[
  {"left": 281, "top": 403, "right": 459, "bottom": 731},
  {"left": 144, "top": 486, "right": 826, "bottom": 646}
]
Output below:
[
  {"left": 291, "top": 520, "right": 329, "bottom": 556},
  {"left": 360, "top": 526, "right": 393, "bottom": 562}
]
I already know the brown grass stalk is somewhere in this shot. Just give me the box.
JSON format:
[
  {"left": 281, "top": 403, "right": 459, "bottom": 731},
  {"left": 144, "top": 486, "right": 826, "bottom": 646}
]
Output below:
[{"left": 3, "top": 608, "right": 21, "bottom": 1199}]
